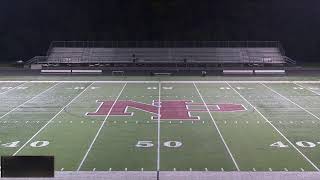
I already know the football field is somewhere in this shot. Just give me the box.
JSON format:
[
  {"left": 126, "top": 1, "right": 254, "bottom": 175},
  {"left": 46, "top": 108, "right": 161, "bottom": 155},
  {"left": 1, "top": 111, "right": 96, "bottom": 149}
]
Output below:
[{"left": 1, "top": 80, "right": 320, "bottom": 172}]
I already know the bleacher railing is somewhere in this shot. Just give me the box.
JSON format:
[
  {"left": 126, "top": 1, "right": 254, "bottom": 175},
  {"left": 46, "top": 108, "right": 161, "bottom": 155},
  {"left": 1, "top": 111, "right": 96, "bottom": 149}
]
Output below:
[
  {"left": 26, "top": 56, "right": 48, "bottom": 64},
  {"left": 49, "top": 41, "right": 283, "bottom": 48}
]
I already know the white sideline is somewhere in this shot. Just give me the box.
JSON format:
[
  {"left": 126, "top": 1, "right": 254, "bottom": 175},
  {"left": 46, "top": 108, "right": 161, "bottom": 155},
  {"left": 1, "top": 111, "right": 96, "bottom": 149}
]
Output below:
[
  {"left": 1, "top": 80, "right": 320, "bottom": 84},
  {"left": 0, "top": 82, "right": 28, "bottom": 95},
  {"left": 193, "top": 82, "right": 240, "bottom": 171},
  {"left": 225, "top": 82, "right": 320, "bottom": 171},
  {"left": 0, "top": 83, "right": 60, "bottom": 120},
  {"left": 12, "top": 82, "right": 95, "bottom": 156},
  {"left": 157, "top": 82, "right": 161, "bottom": 172},
  {"left": 261, "top": 83, "right": 320, "bottom": 122},
  {"left": 77, "top": 83, "right": 127, "bottom": 171}
]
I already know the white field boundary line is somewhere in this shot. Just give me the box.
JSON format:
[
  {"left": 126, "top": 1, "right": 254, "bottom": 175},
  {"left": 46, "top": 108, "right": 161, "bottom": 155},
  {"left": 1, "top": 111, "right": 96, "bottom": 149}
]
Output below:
[
  {"left": 193, "top": 82, "right": 240, "bottom": 171},
  {"left": 0, "top": 82, "right": 28, "bottom": 95},
  {"left": 1, "top": 81, "right": 320, "bottom": 84},
  {"left": 261, "top": 83, "right": 320, "bottom": 122},
  {"left": 0, "top": 83, "right": 60, "bottom": 120},
  {"left": 13, "top": 82, "right": 95, "bottom": 156},
  {"left": 294, "top": 83, "right": 320, "bottom": 96},
  {"left": 157, "top": 81, "right": 161, "bottom": 172},
  {"left": 225, "top": 82, "right": 320, "bottom": 171},
  {"left": 77, "top": 83, "right": 127, "bottom": 171}
]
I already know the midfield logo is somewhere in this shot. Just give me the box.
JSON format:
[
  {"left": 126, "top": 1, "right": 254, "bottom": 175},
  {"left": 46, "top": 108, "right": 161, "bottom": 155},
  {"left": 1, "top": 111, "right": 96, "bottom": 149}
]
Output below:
[{"left": 86, "top": 100, "right": 246, "bottom": 120}]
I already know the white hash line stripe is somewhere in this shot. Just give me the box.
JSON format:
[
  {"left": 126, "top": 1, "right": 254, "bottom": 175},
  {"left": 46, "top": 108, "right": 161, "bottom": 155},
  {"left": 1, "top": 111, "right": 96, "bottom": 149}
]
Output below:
[
  {"left": 13, "top": 82, "right": 95, "bottom": 156},
  {"left": 0, "top": 83, "right": 60, "bottom": 120},
  {"left": 294, "top": 83, "right": 320, "bottom": 96},
  {"left": 77, "top": 83, "right": 127, "bottom": 171},
  {"left": 157, "top": 81, "right": 161, "bottom": 172},
  {"left": 193, "top": 82, "right": 240, "bottom": 171},
  {"left": 225, "top": 82, "right": 320, "bottom": 171},
  {"left": 0, "top": 82, "right": 29, "bottom": 95},
  {"left": 262, "top": 83, "right": 320, "bottom": 122}
]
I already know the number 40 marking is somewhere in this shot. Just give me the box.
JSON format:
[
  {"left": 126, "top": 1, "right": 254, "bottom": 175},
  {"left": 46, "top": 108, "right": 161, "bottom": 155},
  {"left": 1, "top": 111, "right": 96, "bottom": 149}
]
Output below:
[
  {"left": 270, "top": 141, "right": 319, "bottom": 148},
  {"left": 1, "top": 141, "right": 49, "bottom": 148}
]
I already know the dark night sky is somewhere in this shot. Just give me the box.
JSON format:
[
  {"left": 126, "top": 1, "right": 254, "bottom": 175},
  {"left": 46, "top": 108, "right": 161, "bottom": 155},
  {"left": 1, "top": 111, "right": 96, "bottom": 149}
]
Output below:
[{"left": 0, "top": 0, "right": 320, "bottom": 63}]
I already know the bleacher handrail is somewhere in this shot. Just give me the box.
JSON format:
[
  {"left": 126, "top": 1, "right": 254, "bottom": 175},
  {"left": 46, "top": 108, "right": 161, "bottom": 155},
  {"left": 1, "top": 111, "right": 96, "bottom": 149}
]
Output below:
[
  {"left": 26, "top": 56, "right": 48, "bottom": 64},
  {"left": 49, "top": 41, "right": 282, "bottom": 48},
  {"left": 283, "top": 56, "right": 296, "bottom": 65}
]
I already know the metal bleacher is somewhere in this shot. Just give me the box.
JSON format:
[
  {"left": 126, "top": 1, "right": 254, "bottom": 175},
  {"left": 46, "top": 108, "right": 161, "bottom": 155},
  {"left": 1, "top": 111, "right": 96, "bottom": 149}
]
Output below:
[{"left": 41, "top": 41, "right": 295, "bottom": 66}]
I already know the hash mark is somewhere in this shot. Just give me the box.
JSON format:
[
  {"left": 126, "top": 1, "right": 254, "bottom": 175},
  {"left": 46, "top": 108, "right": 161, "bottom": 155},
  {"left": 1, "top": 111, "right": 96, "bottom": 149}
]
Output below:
[
  {"left": 173, "top": 168, "right": 176, "bottom": 171},
  {"left": 269, "top": 168, "right": 272, "bottom": 171},
  {"left": 205, "top": 168, "right": 208, "bottom": 171},
  {"left": 300, "top": 168, "right": 304, "bottom": 172},
  {"left": 125, "top": 168, "right": 127, "bottom": 171},
  {"left": 141, "top": 168, "right": 144, "bottom": 171},
  {"left": 60, "top": 168, "right": 64, "bottom": 171},
  {"left": 109, "top": 168, "right": 112, "bottom": 171},
  {"left": 253, "top": 168, "right": 256, "bottom": 172},
  {"left": 221, "top": 168, "right": 224, "bottom": 171},
  {"left": 189, "top": 168, "right": 192, "bottom": 171},
  {"left": 93, "top": 168, "right": 96, "bottom": 171},
  {"left": 284, "top": 168, "right": 288, "bottom": 171}
]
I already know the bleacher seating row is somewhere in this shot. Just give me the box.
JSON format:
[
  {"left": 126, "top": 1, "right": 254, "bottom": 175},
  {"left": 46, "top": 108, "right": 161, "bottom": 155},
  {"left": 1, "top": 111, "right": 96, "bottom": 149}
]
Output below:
[{"left": 46, "top": 47, "right": 286, "bottom": 64}]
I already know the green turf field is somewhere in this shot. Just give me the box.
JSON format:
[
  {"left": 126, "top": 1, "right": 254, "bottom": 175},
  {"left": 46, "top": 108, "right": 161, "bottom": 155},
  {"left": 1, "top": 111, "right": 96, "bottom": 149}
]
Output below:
[{"left": 1, "top": 80, "right": 320, "bottom": 172}]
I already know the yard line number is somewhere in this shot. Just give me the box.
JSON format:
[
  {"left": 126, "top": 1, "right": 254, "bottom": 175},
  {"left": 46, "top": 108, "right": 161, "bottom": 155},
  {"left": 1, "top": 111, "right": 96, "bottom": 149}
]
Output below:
[
  {"left": 136, "top": 141, "right": 182, "bottom": 148},
  {"left": 1, "top": 141, "right": 49, "bottom": 148},
  {"left": 270, "top": 141, "right": 320, "bottom": 148}
]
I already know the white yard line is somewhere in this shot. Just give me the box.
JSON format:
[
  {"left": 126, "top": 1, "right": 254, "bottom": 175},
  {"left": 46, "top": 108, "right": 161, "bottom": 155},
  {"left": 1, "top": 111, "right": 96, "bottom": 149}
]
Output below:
[
  {"left": 0, "top": 83, "right": 60, "bottom": 120},
  {"left": 294, "top": 83, "right": 320, "bottom": 96},
  {"left": 262, "top": 83, "right": 320, "bottom": 122},
  {"left": 157, "top": 81, "right": 161, "bottom": 172},
  {"left": 77, "top": 83, "right": 127, "bottom": 171},
  {"left": 13, "top": 82, "right": 95, "bottom": 156},
  {"left": 0, "top": 82, "right": 28, "bottom": 95},
  {"left": 225, "top": 82, "right": 320, "bottom": 171},
  {"left": 193, "top": 82, "right": 240, "bottom": 171}
]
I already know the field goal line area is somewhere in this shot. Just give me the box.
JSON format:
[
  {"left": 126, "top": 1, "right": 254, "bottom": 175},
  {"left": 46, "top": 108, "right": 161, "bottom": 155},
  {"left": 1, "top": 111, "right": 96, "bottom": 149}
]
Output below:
[{"left": 1, "top": 80, "right": 320, "bottom": 84}]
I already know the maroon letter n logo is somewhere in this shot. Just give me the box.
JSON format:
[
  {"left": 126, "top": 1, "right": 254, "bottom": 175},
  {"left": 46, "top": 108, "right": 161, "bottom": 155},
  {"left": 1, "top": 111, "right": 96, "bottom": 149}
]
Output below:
[{"left": 86, "top": 100, "right": 246, "bottom": 121}]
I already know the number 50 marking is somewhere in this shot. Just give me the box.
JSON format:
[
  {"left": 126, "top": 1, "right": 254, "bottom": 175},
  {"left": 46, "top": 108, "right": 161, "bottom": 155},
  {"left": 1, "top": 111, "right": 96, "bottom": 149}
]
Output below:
[{"left": 136, "top": 141, "right": 182, "bottom": 148}]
